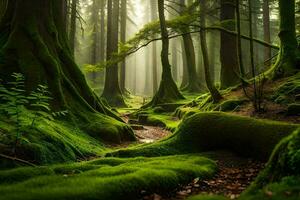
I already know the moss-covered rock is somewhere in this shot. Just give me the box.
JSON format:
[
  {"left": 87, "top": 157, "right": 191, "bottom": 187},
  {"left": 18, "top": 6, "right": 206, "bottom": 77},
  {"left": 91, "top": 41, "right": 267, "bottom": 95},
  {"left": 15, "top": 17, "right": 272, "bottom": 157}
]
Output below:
[
  {"left": 110, "top": 112, "right": 298, "bottom": 161},
  {"left": 0, "top": 155, "right": 216, "bottom": 200}
]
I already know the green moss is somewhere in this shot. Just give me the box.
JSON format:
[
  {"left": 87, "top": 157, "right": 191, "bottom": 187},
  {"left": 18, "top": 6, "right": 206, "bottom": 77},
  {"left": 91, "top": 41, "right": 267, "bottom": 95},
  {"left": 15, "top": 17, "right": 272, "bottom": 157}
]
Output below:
[
  {"left": 0, "top": 115, "right": 106, "bottom": 167},
  {"left": 239, "top": 176, "right": 300, "bottom": 200},
  {"left": 187, "top": 195, "right": 227, "bottom": 200},
  {"left": 110, "top": 112, "right": 298, "bottom": 161},
  {"left": 131, "top": 109, "right": 180, "bottom": 131},
  {"left": 214, "top": 99, "right": 247, "bottom": 112},
  {"left": 0, "top": 154, "right": 216, "bottom": 200},
  {"left": 0, "top": 108, "right": 134, "bottom": 166}
]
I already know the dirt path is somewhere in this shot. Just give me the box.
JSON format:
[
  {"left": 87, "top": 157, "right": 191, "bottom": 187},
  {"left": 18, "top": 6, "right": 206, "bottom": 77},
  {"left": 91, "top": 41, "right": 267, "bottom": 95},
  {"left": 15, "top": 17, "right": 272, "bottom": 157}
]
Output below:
[
  {"left": 135, "top": 126, "right": 171, "bottom": 143},
  {"left": 141, "top": 151, "right": 265, "bottom": 200}
]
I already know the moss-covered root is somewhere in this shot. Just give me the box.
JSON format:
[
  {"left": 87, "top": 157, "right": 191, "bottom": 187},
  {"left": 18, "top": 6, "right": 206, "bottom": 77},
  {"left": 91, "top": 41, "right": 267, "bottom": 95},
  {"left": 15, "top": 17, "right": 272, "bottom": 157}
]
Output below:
[
  {"left": 0, "top": 155, "right": 216, "bottom": 200},
  {"left": 111, "top": 112, "right": 298, "bottom": 160}
]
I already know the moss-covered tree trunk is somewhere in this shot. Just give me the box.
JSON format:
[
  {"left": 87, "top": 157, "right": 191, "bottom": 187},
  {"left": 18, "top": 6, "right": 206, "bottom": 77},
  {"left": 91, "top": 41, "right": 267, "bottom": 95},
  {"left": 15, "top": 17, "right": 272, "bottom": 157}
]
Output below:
[
  {"left": 146, "top": 0, "right": 184, "bottom": 107},
  {"left": 272, "top": 0, "right": 300, "bottom": 78},
  {"left": 0, "top": 0, "right": 134, "bottom": 142},
  {"left": 200, "top": 0, "right": 222, "bottom": 103},
  {"left": 220, "top": 0, "right": 240, "bottom": 88},
  {"left": 101, "top": 0, "right": 126, "bottom": 107}
]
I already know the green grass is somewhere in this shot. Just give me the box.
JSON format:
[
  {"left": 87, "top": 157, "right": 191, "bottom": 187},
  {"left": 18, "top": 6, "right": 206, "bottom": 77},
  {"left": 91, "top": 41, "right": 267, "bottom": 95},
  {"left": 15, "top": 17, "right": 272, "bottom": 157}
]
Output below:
[{"left": 0, "top": 154, "right": 216, "bottom": 200}]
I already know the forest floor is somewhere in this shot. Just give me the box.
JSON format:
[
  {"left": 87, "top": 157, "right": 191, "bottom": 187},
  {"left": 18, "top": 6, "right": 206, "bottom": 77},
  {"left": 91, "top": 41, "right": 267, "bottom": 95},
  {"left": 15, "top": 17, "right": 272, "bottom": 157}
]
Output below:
[
  {"left": 142, "top": 151, "right": 264, "bottom": 200},
  {"left": 115, "top": 111, "right": 265, "bottom": 200}
]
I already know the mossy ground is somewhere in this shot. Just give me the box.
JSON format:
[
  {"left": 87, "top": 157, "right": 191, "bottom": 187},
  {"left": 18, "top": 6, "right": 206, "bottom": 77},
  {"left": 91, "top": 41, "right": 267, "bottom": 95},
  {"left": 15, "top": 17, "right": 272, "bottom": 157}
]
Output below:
[
  {"left": 111, "top": 112, "right": 298, "bottom": 160},
  {"left": 0, "top": 108, "right": 135, "bottom": 167},
  {"left": 0, "top": 154, "right": 216, "bottom": 200}
]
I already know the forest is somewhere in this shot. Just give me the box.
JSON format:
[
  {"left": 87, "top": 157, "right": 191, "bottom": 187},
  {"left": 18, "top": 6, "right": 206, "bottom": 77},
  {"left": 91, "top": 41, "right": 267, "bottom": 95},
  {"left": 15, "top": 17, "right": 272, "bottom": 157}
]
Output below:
[{"left": 0, "top": 0, "right": 300, "bottom": 199}]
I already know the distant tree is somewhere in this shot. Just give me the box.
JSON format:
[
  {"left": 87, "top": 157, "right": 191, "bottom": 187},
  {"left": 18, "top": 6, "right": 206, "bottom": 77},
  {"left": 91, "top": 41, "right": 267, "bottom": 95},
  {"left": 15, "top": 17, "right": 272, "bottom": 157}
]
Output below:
[
  {"left": 200, "top": 0, "right": 222, "bottom": 103},
  {"left": 102, "top": 0, "right": 126, "bottom": 107},
  {"left": 120, "top": 0, "right": 127, "bottom": 94},
  {"left": 263, "top": 0, "right": 271, "bottom": 66},
  {"left": 150, "top": 0, "right": 159, "bottom": 94},
  {"left": 179, "top": 0, "right": 203, "bottom": 93}
]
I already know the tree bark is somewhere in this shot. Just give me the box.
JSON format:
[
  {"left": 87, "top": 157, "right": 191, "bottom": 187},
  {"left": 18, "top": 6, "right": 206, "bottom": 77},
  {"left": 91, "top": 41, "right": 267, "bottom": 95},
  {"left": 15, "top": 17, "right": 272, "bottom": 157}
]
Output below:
[
  {"left": 102, "top": 0, "right": 126, "bottom": 107},
  {"left": 220, "top": 0, "right": 240, "bottom": 88},
  {"left": 200, "top": 0, "right": 222, "bottom": 103},
  {"left": 69, "top": 0, "right": 77, "bottom": 56},
  {"left": 272, "top": 0, "right": 300, "bottom": 78}
]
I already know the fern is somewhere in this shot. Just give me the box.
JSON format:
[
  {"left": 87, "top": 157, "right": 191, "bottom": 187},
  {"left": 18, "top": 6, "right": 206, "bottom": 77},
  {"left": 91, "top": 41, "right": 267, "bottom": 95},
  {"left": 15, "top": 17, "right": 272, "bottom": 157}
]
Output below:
[
  {"left": 28, "top": 85, "right": 53, "bottom": 127},
  {"left": 0, "top": 73, "right": 69, "bottom": 154},
  {"left": 0, "top": 73, "right": 28, "bottom": 153}
]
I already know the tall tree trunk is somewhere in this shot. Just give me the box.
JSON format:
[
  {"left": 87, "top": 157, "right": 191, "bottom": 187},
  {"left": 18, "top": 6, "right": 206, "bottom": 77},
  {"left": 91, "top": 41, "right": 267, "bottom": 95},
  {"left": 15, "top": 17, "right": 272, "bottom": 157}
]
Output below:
[
  {"left": 235, "top": 0, "right": 245, "bottom": 78},
  {"left": 120, "top": 0, "right": 127, "bottom": 94},
  {"left": 200, "top": 0, "right": 222, "bottom": 103},
  {"left": 146, "top": 0, "right": 184, "bottom": 107},
  {"left": 220, "top": 0, "right": 240, "bottom": 88},
  {"left": 179, "top": 0, "right": 202, "bottom": 93},
  {"left": 91, "top": 0, "right": 99, "bottom": 84},
  {"left": 69, "top": 0, "right": 77, "bottom": 56},
  {"left": 150, "top": 0, "right": 158, "bottom": 94},
  {"left": 171, "top": 40, "right": 178, "bottom": 82},
  {"left": 272, "top": 0, "right": 300, "bottom": 78},
  {"left": 180, "top": 39, "right": 188, "bottom": 89},
  {"left": 102, "top": 0, "right": 126, "bottom": 107},
  {"left": 99, "top": 0, "right": 106, "bottom": 89},
  {"left": 263, "top": 0, "right": 271, "bottom": 67},
  {"left": 249, "top": 0, "right": 258, "bottom": 110},
  {"left": 0, "top": 0, "right": 134, "bottom": 142}
]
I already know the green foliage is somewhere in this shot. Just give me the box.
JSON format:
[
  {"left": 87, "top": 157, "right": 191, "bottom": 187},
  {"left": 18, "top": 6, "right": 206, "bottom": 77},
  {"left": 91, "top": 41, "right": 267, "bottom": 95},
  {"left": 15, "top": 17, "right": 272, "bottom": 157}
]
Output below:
[
  {"left": 0, "top": 73, "right": 29, "bottom": 152},
  {"left": 0, "top": 155, "right": 216, "bottom": 200},
  {"left": 0, "top": 73, "right": 68, "bottom": 154},
  {"left": 28, "top": 84, "right": 53, "bottom": 127}
]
